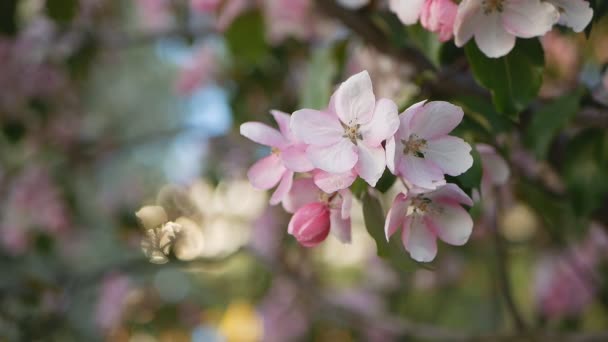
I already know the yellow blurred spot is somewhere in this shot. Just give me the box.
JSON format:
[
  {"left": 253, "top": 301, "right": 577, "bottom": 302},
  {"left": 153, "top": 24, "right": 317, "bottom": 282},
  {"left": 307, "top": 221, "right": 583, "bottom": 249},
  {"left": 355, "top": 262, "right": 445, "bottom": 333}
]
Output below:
[
  {"left": 218, "top": 301, "right": 263, "bottom": 342},
  {"left": 500, "top": 203, "right": 538, "bottom": 242}
]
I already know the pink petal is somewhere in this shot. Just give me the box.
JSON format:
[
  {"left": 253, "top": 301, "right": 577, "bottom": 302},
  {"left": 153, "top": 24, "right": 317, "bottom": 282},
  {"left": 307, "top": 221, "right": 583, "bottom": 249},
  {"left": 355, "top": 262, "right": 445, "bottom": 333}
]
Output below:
[
  {"left": 282, "top": 178, "right": 320, "bottom": 214},
  {"left": 355, "top": 143, "right": 386, "bottom": 187},
  {"left": 502, "top": 0, "right": 559, "bottom": 38},
  {"left": 454, "top": 0, "right": 483, "bottom": 47},
  {"left": 360, "top": 98, "right": 400, "bottom": 147},
  {"left": 474, "top": 13, "right": 516, "bottom": 58},
  {"left": 288, "top": 202, "right": 331, "bottom": 247},
  {"left": 389, "top": 0, "right": 425, "bottom": 24},
  {"left": 339, "top": 189, "right": 352, "bottom": 220},
  {"left": 547, "top": 0, "right": 593, "bottom": 32},
  {"left": 247, "top": 154, "right": 286, "bottom": 190},
  {"left": 313, "top": 169, "right": 357, "bottom": 193},
  {"left": 270, "top": 110, "right": 295, "bottom": 141},
  {"left": 270, "top": 170, "right": 294, "bottom": 205},
  {"left": 291, "top": 109, "right": 343, "bottom": 146},
  {"left": 385, "top": 193, "right": 408, "bottom": 240},
  {"left": 426, "top": 183, "right": 474, "bottom": 206},
  {"left": 403, "top": 216, "right": 438, "bottom": 262},
  {"left": 397, "top": 155, "right": 446, "bottom": 191},
  {"left": 395, "top": 100, "right": 427, "bottom": 142},
  {"left": 477, "top": 144, "right": 510, "bottom": 186},
  {"left": 307, "top": 139, "right": 358, "bottom": 173},
  {"left": 335, "top": 71, "right": 376, "bottom": 126},
  {"left": 330, "top": 208, "right": 352, "bottom": 243},
  {"left": 281, "top": 145, "right": 314, "bottom": 172},
  {"left": 410, "top": 101, "right": 464, "bottom": 140},
  {"left": 428, "top": 202, "right": 473, "bottom": 246},
  {"left": 240, "top": 122, "right": 287, "bottom": 148},
  {"left": 423, "top": 136, "right": 473, "bottom": 176}
]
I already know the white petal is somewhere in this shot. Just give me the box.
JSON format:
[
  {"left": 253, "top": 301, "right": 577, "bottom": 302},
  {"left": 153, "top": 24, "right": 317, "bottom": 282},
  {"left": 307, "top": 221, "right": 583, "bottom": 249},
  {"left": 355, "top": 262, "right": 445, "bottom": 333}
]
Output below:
[
  {"left": 307, "top": 139, "right": 358, "bottom": 173},
  {"left": 502, "top": 0, "right": 559, "bottom": 38},
  {"left": 281, "top": 145, "right": 314, "bottom": 172},
  {"left": 360, "top": 98, "right": 400, "bottom": 147},
  {"left": 404, "top": 216, "right": 438, "bottom": 262},
  {"left": 546, "top": 0, "right": 593, "bottom": 32},
  {"left": 355, "top": 144, "right": 386, "bottom": 187},
  {"left": 240, "top": 122, "right": 287, "bottom": 148},
  {"left": 339, "top": 189, "right": 352, "bottom": 220},
  {"left": 270, "top": 110, "right": 295, "bottom": 141},
  {"left": 409, "top": 101, "right": 464, "bottom": 140},
  {"left": 291, "top": 109, "right": 343, "bottom": 146},
  {"left": 386, "top": 137, "right": 396, "bottom": 174},
  {"left": 313, "top": 169, "right": 357, "bottom": 193},
  {"left": 335, "top": 71, "right": 376, "bottom": 125},
  {"left": 454, "top": 0, "right": 484, "bottom": 47},
  {"left": 397, "top": 155, "right": 445, "bottom": 190},
  {"left": 429, "top": 203, "right": 473, "bottom": 246},
  {"left": 423, "top": 136, "right": 473, "bottom": 176},
  {"left": 330, "top": 209, "right": 352, "bottom": 243},
  {"left": 397, "top": 100, "right": 427, "bottom": 141},
  {"left": 474, "top": 12, "right": 516, "bottom": 58},
  {"left": 385, "top": 193, "right": 408, "bottom": 240},
  {"left": 389, "top": 0, "right": 425, "bottom": 24}
]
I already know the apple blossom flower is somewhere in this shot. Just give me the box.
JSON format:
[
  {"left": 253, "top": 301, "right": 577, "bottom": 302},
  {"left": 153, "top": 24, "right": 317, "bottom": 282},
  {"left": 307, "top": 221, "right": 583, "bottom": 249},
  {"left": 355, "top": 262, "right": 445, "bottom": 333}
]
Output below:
[
  {"left": 386, "top": 100, "right": 473, "bottom": 191},
  {"left": 291, "top": 71, "right": 400, "bottom": 187},
  {"left": 389, "top": 0, "right": 458, "bottom": 42},
  {"left": 283, "top": 178, "right": 352, "bottom": 246},
  {"left": 240, "top": 111, "right": 314, "bottom": 205},
  {"left": 385, "top": 183, "right": 474, "bottom": 262},
  {"left": 546, "top": 0, "right": 593, "bottom": 33},
  {"left": 454, "top": 0, "right": 559, "bottom": 58},
  {"left": 476, "top": 143, "right": 510, "bottom": 198}
]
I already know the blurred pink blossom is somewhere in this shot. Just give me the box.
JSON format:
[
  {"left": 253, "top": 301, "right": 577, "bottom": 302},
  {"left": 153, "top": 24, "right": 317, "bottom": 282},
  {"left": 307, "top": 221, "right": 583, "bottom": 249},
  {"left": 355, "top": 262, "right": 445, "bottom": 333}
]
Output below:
[
  {"left": 263, "top": 0, "right": 313, "bottom": 44},
  {"left": 95, "top": 273, "right": 132, "bottom": 333},
  {"left": 135, "top": 0, "right": 174, "bottom": 32},
  {"left": 191, "top": 0, "right": 223, "bottom": 13},
  {"left": 259, "top": 278, "right": 309, "bottom": 342},
  {"left": 175, "top": 45, "right": 218, "bottom": 95}
]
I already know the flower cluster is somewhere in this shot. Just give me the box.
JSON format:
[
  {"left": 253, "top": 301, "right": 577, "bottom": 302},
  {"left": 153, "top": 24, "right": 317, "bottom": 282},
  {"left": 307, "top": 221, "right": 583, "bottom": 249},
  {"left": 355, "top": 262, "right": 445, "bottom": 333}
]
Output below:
[
  {"left": 390, "top": 0, "right": 594, "bottom": 58},
  {"left": 241, "top": 70, "right": 476, "bottom": 262}
]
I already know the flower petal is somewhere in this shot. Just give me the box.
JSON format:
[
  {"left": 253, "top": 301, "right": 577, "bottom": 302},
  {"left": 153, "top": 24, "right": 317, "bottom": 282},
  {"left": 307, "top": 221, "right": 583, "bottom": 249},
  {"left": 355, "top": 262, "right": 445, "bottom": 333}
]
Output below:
[
  {"left": 307, "top": 139, "right": 358, "bottom": 173},
  {"left": 423, "top": 136, "right": 473, "bottom": 176},
  {"left": 403, "top": 216, "right": 437, "bottom": 262},
  {"left": 502, "top": 0, "right": 559, "bottom": 38},
  {"left": 397, "top": 155, "right": 446, "bottom": 190},
  {"left": 454, "top": 0, "right": 483, "bottom": 47},
  {"left": 409, "top": 101, "right": 464, "bottom": 140},
  {"left": 330, "top": 209, "right": 352, "bottom": 243},
  {"left": 282, "top": 178, "right": 320, "bottom": 213},
  {"left": 428, "top": 203, "right": 473, "bottom": 246},
  {"left": 339, "top": 189, "right": 352, "bottom": 220},
  {"left": 247, "top": 154, "right": 286, "bottom": 190},
  {"left": 389, "top": 0, "right": 425, "bottom": 24},
  {"left": 270, "top": 110, "right": 294, "bottom": 141},
  {"left": 335, "top": 70, "right": 376, "bottom": 125},
  {"left": 385, "top": 137, "right": 396, "bottom": 174},
  {"left": 477, "top": 143, "right": 510, "bottom": 186},
  {"left": 385, "top": 193, "right": 408, "bottom": 240},
  {"left": 270, "top": 170, "right": 294, "bottom": 205},
  {"left": 291, "top": 109, "right": 343, "bottom": 146},
  {"left": 313, "top": 169, "right": 357, "bottom": 193},
  {"left": 547, "top": 0, "right": 593, "bottom": 32},
  {"left": 281, "top": 145, "right": 314, "bottom": 172},
  {"left": 474, "top": 12, "right": 516, "bottom": 58},
  {"left": 426, "top": 183, "right": 474, "bottom": 206},
  {"left": 360, "top": 98, "right": 400, "bottom": 147},
  {"left": 355, "top": 144, "right": 387, "bottom": 187},
  {"left": 240, "top": 122, "right": 287, "bottom": 148}
]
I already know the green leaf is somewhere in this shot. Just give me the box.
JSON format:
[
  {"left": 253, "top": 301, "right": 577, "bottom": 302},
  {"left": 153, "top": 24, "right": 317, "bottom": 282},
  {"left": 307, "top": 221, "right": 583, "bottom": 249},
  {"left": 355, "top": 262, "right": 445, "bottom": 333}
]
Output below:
[
  {"left": 525, "top": 89, "right": 584, "bottom": 159},
  {"left": 406, "top": 25, "right": 441, "bottom": 67},
  {"left": 299, "top": 47, "right": 337, "bottom": 110},
  {"left": 225, "top": 10, "right": 268, "bottom": 66},
  {"left": 375, "top": 169, "right": 397, "bottom": 193},
  {"left": 454, "top": 95, "right": 512, "bottom": 134},
  {"left": 563, "top": 129, "right": 608, "bottom": 217},
  {"left": 46, "top": 0, "right": 79, "bottom": 24},
  {"left": 465, "top": 39, "right": 544, "bottom": 117},
  {"left": 349, "top": 178, "right": 368, "bottom": 200},
  {"left": 0, "top": 0, "right": 18, "bottom": 36}
]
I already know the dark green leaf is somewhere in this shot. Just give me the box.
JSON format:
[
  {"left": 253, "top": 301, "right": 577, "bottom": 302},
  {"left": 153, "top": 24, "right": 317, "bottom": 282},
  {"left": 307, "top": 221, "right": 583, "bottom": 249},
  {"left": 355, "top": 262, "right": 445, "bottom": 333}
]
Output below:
[
  {"left": 465, "top": 39, "right": 544, "bottom": 117},
  {"left": 525, "top": 89, "right": 584, "bottom": 159},
  {"left": 405, "top": 25, "right": 441, "bottom": 67},
  {"left": 0, "top": 0, "right": 18, "bottom": 36},
  {"left": 349, "top": 178, "right": 368, "bottom": 200},
  {"left": 454, "top": 95, "right": 512, "bottom": 134},
  {"left": 46, "top": 0, "right": 79, "bottom": 24},
  {"left": 375, "top": 169, "right": 397, "bottom": 193},
  {"left": 225, "top": 10, "right": 268, "bottom": 66},
  {"left": 563, "top": 129, "right": 608, "bottom": 217},
  {"left": 299, "top": 47, "right": 336, "bottom": 110}
]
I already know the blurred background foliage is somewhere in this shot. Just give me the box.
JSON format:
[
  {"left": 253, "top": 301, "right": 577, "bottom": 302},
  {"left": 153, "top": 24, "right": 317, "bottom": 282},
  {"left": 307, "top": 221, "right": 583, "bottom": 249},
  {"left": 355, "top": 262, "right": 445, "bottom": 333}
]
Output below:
[{"left": 1, "top": 0, "right": 608, "bottom": 341}]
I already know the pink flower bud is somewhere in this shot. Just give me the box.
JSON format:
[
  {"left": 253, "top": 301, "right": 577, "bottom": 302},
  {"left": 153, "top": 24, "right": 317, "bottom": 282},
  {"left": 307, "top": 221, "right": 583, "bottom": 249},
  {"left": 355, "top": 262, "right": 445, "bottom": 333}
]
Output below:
[
  {"left": 288, "top": 202, "right": 331, "bottom": 248},
  {"left": 420, "top": 0, "right": 457, "bottom": 42}
]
